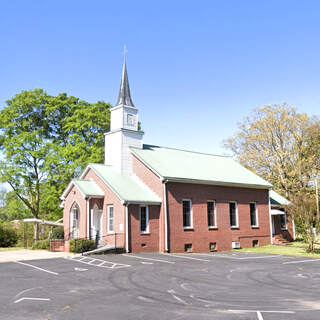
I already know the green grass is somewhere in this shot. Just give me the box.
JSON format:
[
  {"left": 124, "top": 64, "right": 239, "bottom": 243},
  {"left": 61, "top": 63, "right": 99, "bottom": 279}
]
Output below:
[
  {"left": 0, "top": 247, "right": 28, "bottom": 251},
  {"left": 237, "top": 240, "right": 320, "bottom": 258}
]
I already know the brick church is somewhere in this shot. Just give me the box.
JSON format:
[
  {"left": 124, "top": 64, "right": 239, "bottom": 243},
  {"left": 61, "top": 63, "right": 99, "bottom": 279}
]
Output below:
[{"left": 61, "top": 59, "right": 294, "bottom": 253}]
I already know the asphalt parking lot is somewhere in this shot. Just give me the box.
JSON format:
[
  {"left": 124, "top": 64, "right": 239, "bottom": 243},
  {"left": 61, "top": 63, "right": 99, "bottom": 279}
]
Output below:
[{"left": 0, "top": 251, "right": 320, "bottom": 320}]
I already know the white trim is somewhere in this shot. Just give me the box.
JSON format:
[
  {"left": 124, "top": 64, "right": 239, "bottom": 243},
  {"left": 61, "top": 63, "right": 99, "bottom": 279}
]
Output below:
[
  {"left": 268, "top": 190, "right": 273, "bottom": 244},
  {"left": 182, "top": 199, "right": 193, "bottom": 229},
  {"left": 250, "top": 202, "right": 259, "bottom": 228},
  {"left": 130, "top": 150, "right": 163, "bottom": 179},
  {"left": 163, "top": 181, "right": 168, "bottom": 252},
  {"left": 125, "top": 204, "right": 129, "bottom": 253},
  {"left": 139, "top": 205, "right": 149, "bottom": 233},
  {"left": 207, "top": 200, "right": 217, "bottom": 228},
  {"left": 61, "top": 181, "right": 86, "bottom": 200},
  {"left": 229, "top": 201, "right": 238, "bottom": 228},
  {"left": 86, "top": 198, "right": 90, "bottom": 239},
  {"left": 107, "top": 205, "right": 115, "bottom": 233}
]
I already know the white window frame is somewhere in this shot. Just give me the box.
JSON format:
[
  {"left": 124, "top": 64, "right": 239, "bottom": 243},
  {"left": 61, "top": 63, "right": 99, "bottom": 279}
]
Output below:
[
  {"left": 207, "top": 200, "right": 217, "bottom": 228},
  {"left": 250, "top": 202, "right": 259, "bottom": 228},
  {"left": 229, "top": 201, "right": 238, "bottom": 228},
  {"left": 182, "top": 199, "right": 193, "bottom": 229},
  {"left": 127, "top": 113, "right": 134, "bottom": 126},
  {"left": 139, "top": 206, "right": 149, "bottom": 234},
  {"left": 70, "top": 203, "right": 80, "bottom": 239},
  {"left": 107, "top": 205, "right": 114, "bottom": 233}
]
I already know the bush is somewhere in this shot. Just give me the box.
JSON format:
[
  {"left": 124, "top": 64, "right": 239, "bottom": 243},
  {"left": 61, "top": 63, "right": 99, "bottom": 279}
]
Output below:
[
  {"left": 32, "top": 239, "right": 50, "bottom": 250},
  {"left": 51, "top": 227, "right": 64, "bottom": 239},
  {"left": 0, "top": 225, "right": 18, "bottom": 247},
  {"left": 70, "top": 239, "right": 96, "bottom": 253}
]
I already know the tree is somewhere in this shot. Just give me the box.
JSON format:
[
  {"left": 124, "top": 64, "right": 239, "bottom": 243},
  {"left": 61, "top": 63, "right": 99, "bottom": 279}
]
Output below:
[
  {"left": 0, "top": 190, "right": 30, "bottom": 221},
  {"left": 0, "top": 89, "right": 111, "bottom": 239},
  {"left": 289, "top": 194, "right": 319, "bottom": 253},
  {"left": 223, "top": 103, "right": 320, "bottom": 200}
]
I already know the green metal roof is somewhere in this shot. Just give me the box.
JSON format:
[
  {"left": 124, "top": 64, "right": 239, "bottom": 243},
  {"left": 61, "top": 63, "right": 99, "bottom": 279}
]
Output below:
[
  {"left": 88, "top": 163, "right": 161, "bottom": 204},
  {"left": 131, "top": 145, "right": 272, "bottom": 188},
  {"left": 73, "top": 180, "right": 104, "bottom": 197},
  {"left": 270, "top": 190, "right": 291, "bottom": 206}
]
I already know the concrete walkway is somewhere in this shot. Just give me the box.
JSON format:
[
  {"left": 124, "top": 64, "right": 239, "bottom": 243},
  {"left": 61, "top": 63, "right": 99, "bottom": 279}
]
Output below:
[{"left": 0, "top": 249, "right": 74, "bottom": 263}]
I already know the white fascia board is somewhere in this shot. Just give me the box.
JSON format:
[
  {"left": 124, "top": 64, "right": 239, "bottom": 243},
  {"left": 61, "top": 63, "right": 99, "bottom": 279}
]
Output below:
[
  {"left": 165, "top": 177, "right": 272, "bottom": 190},
  {"left": 60, "top": 181, "right": 86, "bottom": 200},
  {"left": 88, "top": 166, "right": 125, "bottom": 204},
  {"left": 130, "top": 149, "right": 163, "bottom": 180},
  {"left": 124, "top": 200, "right": 162, "bottom": 205}
]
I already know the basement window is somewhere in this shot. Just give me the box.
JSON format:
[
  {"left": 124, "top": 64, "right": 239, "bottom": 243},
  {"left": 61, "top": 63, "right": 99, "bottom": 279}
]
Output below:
[
  {"left": 252, "top": 240, "right": 259, "bottom": 247},
  {"left": 184, "top": 243, "right": 193, "bottom": 253},
  {"left": 209, "top": 242, "right": 217, "bottom": 252}
]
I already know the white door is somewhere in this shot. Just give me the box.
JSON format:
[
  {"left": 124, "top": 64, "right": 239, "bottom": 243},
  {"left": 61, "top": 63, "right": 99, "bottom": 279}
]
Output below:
[{"left": 91, "top": 205, "right": 102, "bottom": 240}]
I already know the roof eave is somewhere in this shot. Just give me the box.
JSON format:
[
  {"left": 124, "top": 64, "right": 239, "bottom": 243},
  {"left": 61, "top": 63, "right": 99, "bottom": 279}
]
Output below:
[{"left": 164, "top": 177, "right": 272, "bottom": 189}]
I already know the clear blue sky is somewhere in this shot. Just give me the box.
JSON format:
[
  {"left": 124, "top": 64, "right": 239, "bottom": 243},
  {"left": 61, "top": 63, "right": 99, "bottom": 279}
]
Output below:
[{"left": 1, "top": 0, "right": 319, "bottom": 155}]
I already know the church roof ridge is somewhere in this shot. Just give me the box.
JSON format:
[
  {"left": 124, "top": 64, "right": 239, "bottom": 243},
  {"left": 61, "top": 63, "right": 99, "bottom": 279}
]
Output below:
[{"left": 131, "top": 144, "right": 232, "bottom": 158}]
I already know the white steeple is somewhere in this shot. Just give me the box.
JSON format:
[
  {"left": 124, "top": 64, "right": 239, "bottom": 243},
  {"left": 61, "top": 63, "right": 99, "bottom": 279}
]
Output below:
[{"left": 104, "top": 53, "right": 144, "bottom": 174}]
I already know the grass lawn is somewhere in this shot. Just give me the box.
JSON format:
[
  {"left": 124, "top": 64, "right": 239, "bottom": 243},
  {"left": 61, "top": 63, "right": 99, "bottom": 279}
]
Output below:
[
  {"left": 0, "top": 247, "right": 28, "bottom": 251},
  {"left": 237, "top": 240, "right": 320, "bottom": 258}
]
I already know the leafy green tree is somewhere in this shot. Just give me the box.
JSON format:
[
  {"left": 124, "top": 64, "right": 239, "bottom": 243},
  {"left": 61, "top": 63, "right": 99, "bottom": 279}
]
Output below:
[
  {"left": 0, "top": 89, "right": 111, "bottom": 239},
  {"left": 223, "top": 103, "right": 320, "bottom": 200}
]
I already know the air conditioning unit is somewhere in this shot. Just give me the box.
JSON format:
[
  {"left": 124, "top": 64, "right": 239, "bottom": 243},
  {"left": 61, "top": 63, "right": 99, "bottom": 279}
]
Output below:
[{"left": 232, "top": 241, "right": 241, "bottom": 249}]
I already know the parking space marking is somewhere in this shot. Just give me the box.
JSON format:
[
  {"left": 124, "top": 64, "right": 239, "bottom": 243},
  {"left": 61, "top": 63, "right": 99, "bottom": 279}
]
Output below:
[
  {"left": 14, "top": 261, "right": 59, "bottom": 276},
  {"left": 14, "top": 297, "right": 50, "bottom": 304},
  {"left": 162, "top": 253, "right": 210, "bottom": 262},
  {"left": 122, "top": 254, "right": 175, "bottom": 264},
  {"left": 68, "top": 256, "right": 130, "bottom": 269},
  {"left": 256, "top": 311, "right": 263, "bottom": 320},
  {"left": 194, "top": 253, "right": 281, "bottom": 260},
  {"left": 283, "top": 258, "right": 320, "bottom": 265}
]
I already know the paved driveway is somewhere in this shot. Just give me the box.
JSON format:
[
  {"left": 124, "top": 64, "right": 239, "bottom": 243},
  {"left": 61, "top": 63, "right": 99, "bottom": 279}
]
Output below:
[{"left": 0, "top": 251, "right": 320, "bottom": 320}]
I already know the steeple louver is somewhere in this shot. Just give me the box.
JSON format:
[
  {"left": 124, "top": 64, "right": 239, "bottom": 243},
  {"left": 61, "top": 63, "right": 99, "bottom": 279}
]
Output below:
[{"left": 116, "top": 61, "right": 135, "bottom": 107}]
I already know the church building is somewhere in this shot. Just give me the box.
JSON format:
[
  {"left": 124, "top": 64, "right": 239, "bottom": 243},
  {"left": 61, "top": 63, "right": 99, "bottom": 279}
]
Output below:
[{"left": 61, "top": 60, "right": 294, "bottom": 253}]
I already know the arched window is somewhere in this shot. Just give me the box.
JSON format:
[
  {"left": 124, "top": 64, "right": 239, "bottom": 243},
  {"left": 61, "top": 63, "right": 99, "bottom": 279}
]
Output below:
[{"left": 70, "top": 203, "right": 80, "bottom": 239}]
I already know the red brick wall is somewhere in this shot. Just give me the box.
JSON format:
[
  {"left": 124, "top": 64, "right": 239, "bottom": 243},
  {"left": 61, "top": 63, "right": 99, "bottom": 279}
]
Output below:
[
  {"left": 166, "top": 182, "right": 271, "bottom": 252},
  {"left": 84, "top": 169, "right": 126, "bottom": 247},
  {"left": 129, "top": 204, "right": 160, "bottom": 252},
  {"left": 272, "top": 214, "right": 294, "bottom": 241},
  {"left": 132, "top": 155, "right": 166, "bottom": 251},
  {"left": 63, "top": 184, "right": 87, "bottom": 240}
]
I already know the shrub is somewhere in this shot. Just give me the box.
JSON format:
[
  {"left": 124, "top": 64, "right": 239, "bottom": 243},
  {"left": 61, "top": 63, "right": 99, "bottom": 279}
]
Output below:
[
  {"left": 70, "top": 239, "right": 96, "bottom": 253},
  {"left": 32, "top": 239, "right": 50, "bottom": 250},
  {"left": 51, "top": 227, "right": 64, "bottom": 239},
  {"left": 0, "top": 225, "right": 18, "bottom": 247}
]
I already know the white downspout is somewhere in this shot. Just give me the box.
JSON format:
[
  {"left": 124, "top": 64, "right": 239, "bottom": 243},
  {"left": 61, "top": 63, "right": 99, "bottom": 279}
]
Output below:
[
  {"left": 292, "top": 217, "right": 296, "bottom": 241},
  {"left": 125, "top": 203, "right": 129, "bottom": 253},
  {"left": 86, "top": 197, "right": 91, "bottom": 239},
  {"left": 268, "top": 190, "right": 273, "bottom": 244},
  {"left": 163, "top": 180, "right": 168, "bottom": 252}
]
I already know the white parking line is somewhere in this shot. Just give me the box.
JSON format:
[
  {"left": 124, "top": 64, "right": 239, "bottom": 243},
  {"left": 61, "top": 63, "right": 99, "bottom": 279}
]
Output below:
[
  {"left": 194, "top": 253, "right": 281, "bottom": 260},
  {"left": 162, "top": 253, "right": 210, "bottom": 262},
  {"left": 256, "top": 311, "right": 263, "bottom": 320},
  {"left": 68, "top": 256, "right": 130, "bottom": 269},
  {"left": 122, "top": 254, "right": 175, "bottom": 264},
  {"left": 14, "top": 297, "right": 50, "bottom": 304},
  {"left": 283, "top": 258, "right": 320, "bottom": 265},
  {"left": 15, "top": 261, "right": 59, "bottom": 275}
]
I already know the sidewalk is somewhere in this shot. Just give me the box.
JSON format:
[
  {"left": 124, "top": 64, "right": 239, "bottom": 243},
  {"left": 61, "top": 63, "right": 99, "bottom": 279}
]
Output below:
[{"left": 0, "top": 249, "right": 75, "bottom": 263}]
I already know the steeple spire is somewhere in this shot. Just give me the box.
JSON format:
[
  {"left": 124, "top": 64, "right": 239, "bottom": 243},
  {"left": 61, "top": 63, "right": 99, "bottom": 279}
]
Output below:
[{"left": 116, "top": 46, "right": 135, "bottom": 107}]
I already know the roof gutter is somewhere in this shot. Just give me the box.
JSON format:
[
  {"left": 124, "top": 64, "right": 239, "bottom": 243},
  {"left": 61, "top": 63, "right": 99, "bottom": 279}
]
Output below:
[{"left": 163, "top": 177, "right": 272, "bottom": 190}]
